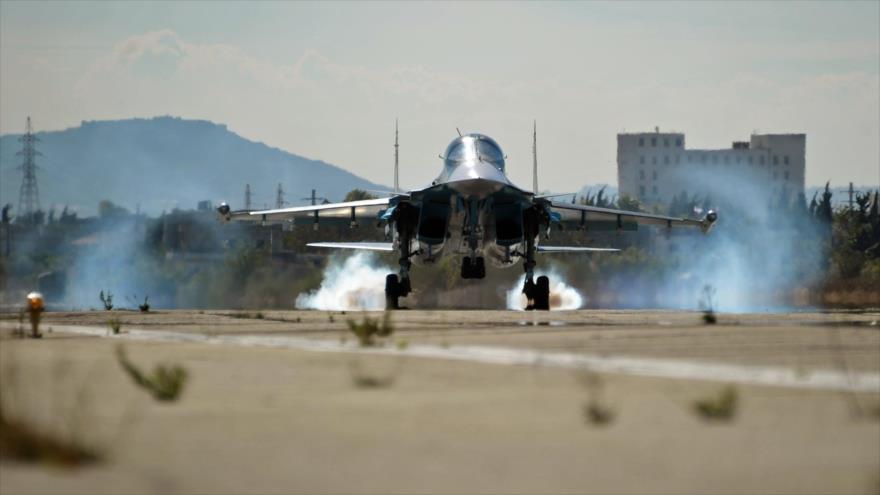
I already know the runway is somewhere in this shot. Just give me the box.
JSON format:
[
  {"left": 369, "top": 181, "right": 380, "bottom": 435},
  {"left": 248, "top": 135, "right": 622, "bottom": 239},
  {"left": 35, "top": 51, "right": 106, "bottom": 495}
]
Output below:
[{"left": 1, "top": 309, "right": 878, "bottom": 494}]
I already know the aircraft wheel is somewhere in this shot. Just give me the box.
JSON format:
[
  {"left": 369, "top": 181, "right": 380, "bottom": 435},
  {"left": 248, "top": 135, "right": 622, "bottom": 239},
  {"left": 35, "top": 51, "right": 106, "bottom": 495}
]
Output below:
[
  {"left": 523, "top": 279, "right": 536, "bottom": 311},
  {"left": 534, "top": 275, "right": 550, "bottom": 311},
  {"left": 474, "top": 257, "right": 486, "bottom": 279},
  {"left": 385, "top": 274, "right": 400, "bottom": 310},
  {"left": 461, "top": 257, "right": 472, "bottom": 279}
]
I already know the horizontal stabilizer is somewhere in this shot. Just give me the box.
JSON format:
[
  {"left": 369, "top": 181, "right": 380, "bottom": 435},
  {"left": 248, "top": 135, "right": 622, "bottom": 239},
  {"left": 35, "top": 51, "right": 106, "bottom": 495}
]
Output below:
[
  {"left": 537, "top": 246, "right": 620, "bottom": 253},
  {"left": 307, "top": 242, "right": 394, "bottom": 251}
]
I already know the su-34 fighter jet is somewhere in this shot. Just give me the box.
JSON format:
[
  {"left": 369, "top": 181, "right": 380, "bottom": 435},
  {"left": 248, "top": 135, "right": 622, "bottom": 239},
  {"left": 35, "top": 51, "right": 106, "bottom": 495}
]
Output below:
[{"left": 218, "top": 125, "right": 717, "bottom": 310}]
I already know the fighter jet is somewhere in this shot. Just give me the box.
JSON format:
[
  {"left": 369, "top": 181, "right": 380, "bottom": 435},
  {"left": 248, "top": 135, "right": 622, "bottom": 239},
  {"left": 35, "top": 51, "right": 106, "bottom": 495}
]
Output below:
[{"left": 218, "top": 125, "right": 717, "bottom": 310}]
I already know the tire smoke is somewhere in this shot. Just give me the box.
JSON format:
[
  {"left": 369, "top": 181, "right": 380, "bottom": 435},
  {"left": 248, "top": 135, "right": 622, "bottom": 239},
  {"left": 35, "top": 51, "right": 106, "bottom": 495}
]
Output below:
[
  {"left": 295, "top": 252, "right": 393, "bottom": 310},
  {"left": 505, "top": 272, "right": 584, "bottom": 310}
]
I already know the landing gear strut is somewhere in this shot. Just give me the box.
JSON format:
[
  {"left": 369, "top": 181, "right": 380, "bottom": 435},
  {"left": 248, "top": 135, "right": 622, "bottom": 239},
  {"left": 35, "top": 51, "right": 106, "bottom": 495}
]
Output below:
[
  {"left": 522, "top": 206, "right": 550, "bottom": 311},
  {"left": 386, "top": 205, "right": 416, "bottom": 310}
]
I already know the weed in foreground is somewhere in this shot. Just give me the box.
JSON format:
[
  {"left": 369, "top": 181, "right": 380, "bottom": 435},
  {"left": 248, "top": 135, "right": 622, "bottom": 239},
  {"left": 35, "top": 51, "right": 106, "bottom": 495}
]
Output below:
[
  {"left": 0, "top": 410, "right": 99, "bottom": 466},
  {"left": 693, "top": 386, "right": 738, "bottom": 422},
  {"left": 108, "top": 318, "right": 122, "bottom": 335},
  {"left": 348, "top": 356, "right": 401, "bottom": 390},
  {"left": 577, "top": 372, "right": 616, "bottom": 427},
  {"left": 699, "top": 284, "right": 717, "bottom": 324},
  {"left": 116, "top": 345, "right": 188, "bottom": 402},
  {"left": 346, "top": 312, "right": 394, "bottom": 347},
  {"left": 99, "top": 291, "right": 114, "bottom": 311},
  {"left": 0, "top": 352, "right": 100, "bottom": 467}
]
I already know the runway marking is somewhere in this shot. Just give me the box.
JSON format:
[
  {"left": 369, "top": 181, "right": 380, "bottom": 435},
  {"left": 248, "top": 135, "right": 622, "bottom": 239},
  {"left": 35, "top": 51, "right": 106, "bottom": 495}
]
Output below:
[{"left": 11, "top": 323, "right": 880, "bottom": 393}]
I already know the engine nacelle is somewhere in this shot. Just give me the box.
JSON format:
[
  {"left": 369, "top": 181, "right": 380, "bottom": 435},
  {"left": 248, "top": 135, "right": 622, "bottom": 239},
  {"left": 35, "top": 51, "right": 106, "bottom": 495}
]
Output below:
[
  {"left": 217, "top": 202, "right": 232, "bottom": 223},
  {"left": 701, "top": 209, "right": 718, "bottom": 233}
]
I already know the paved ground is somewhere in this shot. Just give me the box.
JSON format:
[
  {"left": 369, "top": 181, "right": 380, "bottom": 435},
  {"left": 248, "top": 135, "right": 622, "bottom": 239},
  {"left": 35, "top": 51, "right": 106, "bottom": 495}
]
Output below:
[{"left": 1, "top": 309, "right": 879, "bottom": 494}]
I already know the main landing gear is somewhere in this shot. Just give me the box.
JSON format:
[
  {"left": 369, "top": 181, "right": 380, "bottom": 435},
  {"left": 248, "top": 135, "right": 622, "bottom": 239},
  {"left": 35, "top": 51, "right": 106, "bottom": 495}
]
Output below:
[
  {"left": 523, "top": 275, "right": 550, "bottom": 311},
  {"left": 385, "top": 273, "right": 411, "bottom": 310}
]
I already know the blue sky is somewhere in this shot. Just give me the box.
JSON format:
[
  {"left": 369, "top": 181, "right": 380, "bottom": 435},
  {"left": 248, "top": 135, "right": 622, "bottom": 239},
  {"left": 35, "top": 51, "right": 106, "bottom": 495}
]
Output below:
[{"left": 1, "top": 1, "right": 878, "bottom": 189}]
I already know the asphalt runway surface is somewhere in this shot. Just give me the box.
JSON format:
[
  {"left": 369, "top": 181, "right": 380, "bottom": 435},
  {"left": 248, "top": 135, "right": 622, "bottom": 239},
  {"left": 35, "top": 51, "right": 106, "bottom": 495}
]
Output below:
[{"left": 1, "top": 309, "right": 879, "bottom": 494}]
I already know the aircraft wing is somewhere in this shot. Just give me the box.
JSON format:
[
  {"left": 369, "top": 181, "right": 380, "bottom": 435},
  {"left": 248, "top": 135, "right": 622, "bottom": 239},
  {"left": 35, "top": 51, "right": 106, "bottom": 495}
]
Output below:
[
  {"left": 218, "top": 197, "right": 398, "bottom": 224},
  {"left": 307, "top": 242, "right": 394, "bottom": 251},
  {"left": 549, "top": 201, "right": 717, "bottom": 232},
  {"left": 537, "top": 246, "right": 620, "bottom": 253}
]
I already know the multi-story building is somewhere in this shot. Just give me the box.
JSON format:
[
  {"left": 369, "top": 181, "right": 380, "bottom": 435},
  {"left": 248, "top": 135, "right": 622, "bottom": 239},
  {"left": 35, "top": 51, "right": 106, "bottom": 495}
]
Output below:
[{"left": 617, "top": 128, "right": 805, "bottom": 206}]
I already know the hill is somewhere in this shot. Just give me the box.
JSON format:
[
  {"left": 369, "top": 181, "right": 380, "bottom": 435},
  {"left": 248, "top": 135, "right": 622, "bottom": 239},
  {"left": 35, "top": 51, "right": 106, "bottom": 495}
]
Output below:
[{"left": 0, "top": 116, "right": 386, "bottom": 216}]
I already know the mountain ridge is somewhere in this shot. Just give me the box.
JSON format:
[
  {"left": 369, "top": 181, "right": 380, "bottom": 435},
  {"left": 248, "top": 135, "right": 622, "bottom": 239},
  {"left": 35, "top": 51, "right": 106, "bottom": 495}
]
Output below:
[{"left": 0, "top": 116, "right": 387, "bottom": 217}]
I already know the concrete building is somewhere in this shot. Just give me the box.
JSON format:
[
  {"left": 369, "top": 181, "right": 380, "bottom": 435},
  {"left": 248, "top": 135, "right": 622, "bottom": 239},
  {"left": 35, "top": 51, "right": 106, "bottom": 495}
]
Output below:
[{"left": 617, "top": 128, "right": 805, "bottom": 206}]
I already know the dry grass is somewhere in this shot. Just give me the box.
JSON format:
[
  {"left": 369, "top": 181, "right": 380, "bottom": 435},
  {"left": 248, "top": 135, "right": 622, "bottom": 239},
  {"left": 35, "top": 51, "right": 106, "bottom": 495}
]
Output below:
[
  {"left": 693, "top": 386, "right": 739, "bottom": 422},
  {"left": 116, "top": 345, "right": 188, "bottom": 402},
  {"left": 347, "top": 312, "right": 394, "bottom": 347}
]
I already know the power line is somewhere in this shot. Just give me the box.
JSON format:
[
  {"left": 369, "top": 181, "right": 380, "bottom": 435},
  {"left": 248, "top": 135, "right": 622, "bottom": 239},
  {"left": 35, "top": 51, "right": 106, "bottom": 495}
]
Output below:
[
  {"left": 276, "top": 183, "right": 285, "bottom": 209},
  {"left": 17, "top": 116, "right": 42, "bottom": 219}
]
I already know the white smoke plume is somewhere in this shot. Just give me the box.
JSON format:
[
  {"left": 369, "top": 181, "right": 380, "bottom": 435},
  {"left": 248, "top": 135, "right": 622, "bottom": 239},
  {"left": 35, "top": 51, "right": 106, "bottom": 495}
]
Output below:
[
  {"left": 295, "top": 252, "right": 393, "bottom": 310},
  {"left": 505, "top": 271, "right": 584, "bottom": 310}
]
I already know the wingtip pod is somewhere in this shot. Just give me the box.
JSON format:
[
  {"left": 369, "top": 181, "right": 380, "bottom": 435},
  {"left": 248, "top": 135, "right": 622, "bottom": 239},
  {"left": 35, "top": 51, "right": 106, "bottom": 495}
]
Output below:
[
  {"left": 217, "top": 202, "right": 231, "bottom": 223},
  {"left": 701, "top": 209, "right": 718, "bottom": 233}
]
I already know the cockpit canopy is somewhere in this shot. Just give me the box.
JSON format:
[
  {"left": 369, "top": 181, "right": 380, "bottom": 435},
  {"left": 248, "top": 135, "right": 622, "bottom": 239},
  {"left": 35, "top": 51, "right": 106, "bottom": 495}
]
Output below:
[{"left": 443, "top": 134, "right": 505, "bottom": 172}]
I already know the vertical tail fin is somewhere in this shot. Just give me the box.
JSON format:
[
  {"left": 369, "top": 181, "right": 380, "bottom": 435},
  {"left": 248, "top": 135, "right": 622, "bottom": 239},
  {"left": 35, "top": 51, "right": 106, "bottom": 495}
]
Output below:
[
  {"left": 394, "top": 118, "right": 400, "bottom": 194},
  {"left": 532, "top": 120, "right": 538, "bottom": 194}
]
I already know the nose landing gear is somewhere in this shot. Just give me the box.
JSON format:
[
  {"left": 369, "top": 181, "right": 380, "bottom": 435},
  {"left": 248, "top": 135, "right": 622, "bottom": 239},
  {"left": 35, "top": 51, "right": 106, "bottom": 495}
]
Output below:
[{"left": 461, "top": 256, "right": 486, "bottom": 279}]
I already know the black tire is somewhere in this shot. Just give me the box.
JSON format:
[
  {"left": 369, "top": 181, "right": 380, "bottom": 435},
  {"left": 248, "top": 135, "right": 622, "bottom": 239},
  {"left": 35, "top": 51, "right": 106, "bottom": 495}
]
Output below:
[
  {"left": 385, "top": 274, "right": 400, "bottom": 310},
  {"left": 534, "top": 275, "right": 550, "bottom": 310},
  {"left": 474, "top": 257, "right": 486, "bottom": 279},
  {"left": 461, "top": 257, "right": 472, "bottom": 279}
]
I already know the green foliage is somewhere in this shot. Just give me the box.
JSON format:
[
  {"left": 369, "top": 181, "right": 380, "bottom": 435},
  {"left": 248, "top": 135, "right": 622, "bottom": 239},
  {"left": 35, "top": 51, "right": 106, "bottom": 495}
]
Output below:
[
  {"left": 346, "top": 312, "right": 394, "bottom": 347},
  {"left": 116, "top": 345, "right": 188, "bottom": 402},
  {"left": 343, "top": 189, "right": 378, "bottom": 202},
  {"left": 97, "top": 200, "right": 130, "bottom": 219},
  {"left": 693, "top": 386, "right": 738, "bottom": 421}
]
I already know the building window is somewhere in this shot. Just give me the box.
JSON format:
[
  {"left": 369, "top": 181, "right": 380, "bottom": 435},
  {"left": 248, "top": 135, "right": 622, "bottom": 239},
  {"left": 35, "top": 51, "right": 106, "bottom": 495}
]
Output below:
[
  {"left": 664, "top": 138, "right": 669, "bottom": 147},
  {"left": 664, "top": 156, "right": 669, "bottom": 165},
  {"left": 652, "top": 170, "right": 658, "bottom": 180},
  {"left": 773, "top": 155, "right": 779, "bottom": 165},
  {"left": 652, "top": 185, "right": 658, "bottom": 194},
  {"left": 640, "top": 156, "right": 645, "bottom": 164},
  {"left": 784, "top": 171, "right": 790, "bottom": 180},
  {"left": 651, "top": 137, "right": 657, "bottom": 147},
  {"left": 639, "top": 170, "right": 645, "bottom": 180},
  {"left": 675, "top": 155, "right": 680, "bottom": 164},
  {"left": 675, "top": 138, "right": 682, "bottom": 147},
  {"left": 784, "top": 155, "right": 789, "bottom": 165},
  {"left": 652, "top": 156, "right": 657, "bottom": 165},
  {"left": 640, "top": 185, "right": 646, "bottom": 196},
  {"left": 638, "top": 137, "right": 644, "bottom": 147}
]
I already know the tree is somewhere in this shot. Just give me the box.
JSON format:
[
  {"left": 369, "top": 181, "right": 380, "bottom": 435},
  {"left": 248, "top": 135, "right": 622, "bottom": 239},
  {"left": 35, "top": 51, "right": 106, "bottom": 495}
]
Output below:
[
  {"left": 98, "top": 200, "right": 130, "bottom": 219},
  {"left": 342, "top": 189, "right": 378, "bottom": 202}
]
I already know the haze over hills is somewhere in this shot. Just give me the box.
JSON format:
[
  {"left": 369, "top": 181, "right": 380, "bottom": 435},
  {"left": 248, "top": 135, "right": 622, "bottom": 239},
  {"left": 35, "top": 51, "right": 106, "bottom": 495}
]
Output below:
[{"left": 0, "top": 116, "right": 388, "bottom": 217}]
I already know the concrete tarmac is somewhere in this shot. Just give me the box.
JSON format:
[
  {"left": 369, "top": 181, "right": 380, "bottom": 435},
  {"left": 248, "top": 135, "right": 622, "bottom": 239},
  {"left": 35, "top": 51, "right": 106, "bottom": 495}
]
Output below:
[{"left": 1, "top": 309, "right": 878, "bottom": 494}]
